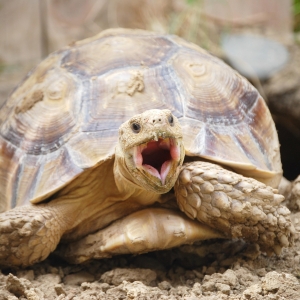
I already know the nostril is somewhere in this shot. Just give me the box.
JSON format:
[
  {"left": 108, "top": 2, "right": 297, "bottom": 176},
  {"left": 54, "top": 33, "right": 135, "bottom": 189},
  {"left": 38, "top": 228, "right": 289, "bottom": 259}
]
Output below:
[{"left": 152, "top": 118, "right": 162, "bottom": 124}]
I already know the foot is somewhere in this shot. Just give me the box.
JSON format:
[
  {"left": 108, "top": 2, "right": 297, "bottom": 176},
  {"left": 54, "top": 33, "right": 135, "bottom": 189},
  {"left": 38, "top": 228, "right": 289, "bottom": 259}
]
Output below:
[
  {"left": 0, "top": 204, "right": 68, "bottom": 267},
  {"left": 56, "top": 208, "right": 224, "bottom": 264},
  {"left": 175, "top": 161, "right": 295, "bottom": 255}
]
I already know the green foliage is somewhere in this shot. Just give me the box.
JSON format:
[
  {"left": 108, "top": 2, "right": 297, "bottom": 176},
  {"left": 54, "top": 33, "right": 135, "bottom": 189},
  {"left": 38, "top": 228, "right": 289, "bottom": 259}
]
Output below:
[
  {"left": 295, "top": 0, "right": 300, "bottom": 31},
  {"left": 295, "top": 0, "right": 300, "bottom": 14},
  {"left": 186, "top": 0, "right": 198, "bottom": 4}
]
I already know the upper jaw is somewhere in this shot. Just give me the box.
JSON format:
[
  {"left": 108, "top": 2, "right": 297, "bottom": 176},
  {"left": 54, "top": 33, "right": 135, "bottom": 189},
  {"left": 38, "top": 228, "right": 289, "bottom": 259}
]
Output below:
[{"left": 129, "top": 136, "right": 182, "bottom": 188}]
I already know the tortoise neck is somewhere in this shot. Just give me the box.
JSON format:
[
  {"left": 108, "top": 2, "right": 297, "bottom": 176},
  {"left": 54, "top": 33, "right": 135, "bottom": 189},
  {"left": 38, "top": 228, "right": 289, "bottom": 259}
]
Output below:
[{"left": 113, "top": 150, "right": 161, "bottom": 205}]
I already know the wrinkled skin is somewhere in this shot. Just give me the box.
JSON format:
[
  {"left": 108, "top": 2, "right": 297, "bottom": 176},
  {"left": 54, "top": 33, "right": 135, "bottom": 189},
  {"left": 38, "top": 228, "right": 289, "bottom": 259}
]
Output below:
[{"left": 0, "top": 110, "right": 295, "bottom": 267}]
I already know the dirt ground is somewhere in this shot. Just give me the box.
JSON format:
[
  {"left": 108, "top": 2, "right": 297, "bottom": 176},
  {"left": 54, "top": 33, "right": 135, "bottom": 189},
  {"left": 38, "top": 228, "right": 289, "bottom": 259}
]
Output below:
[
  {"left": 1, "top": 218, "right": 300, "bottom": 300},
  {"left": 1, "top": 45, "right": 300, "bottom": 300}
]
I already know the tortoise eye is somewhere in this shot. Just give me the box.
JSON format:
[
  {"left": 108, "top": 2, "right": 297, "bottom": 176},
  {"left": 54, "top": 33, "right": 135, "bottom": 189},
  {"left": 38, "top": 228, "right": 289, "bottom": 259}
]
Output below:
[
  {"left": 131, "top": 122, "right": 141, "bottom": 133},
  {"left": 168, "top": 114, "right": 174, "bottom": 126}
]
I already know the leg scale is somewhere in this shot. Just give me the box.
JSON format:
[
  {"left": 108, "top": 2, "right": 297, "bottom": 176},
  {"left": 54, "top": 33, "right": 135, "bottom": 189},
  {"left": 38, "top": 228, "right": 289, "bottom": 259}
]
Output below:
[{"left": 175, "top": 161, "right": 295, "bottom": 255}]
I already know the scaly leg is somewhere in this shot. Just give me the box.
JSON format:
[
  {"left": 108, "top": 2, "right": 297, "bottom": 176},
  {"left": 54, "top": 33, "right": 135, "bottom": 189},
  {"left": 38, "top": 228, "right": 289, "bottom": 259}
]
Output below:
[
  {"left": 56, "top": 208, "right": 224, "bottom": 264},
  {"left": 0, "top": 201, "right": 79, "bottom": 267},
  {"left": 174, "top": 161, "right": 295, "bottom": 255}
]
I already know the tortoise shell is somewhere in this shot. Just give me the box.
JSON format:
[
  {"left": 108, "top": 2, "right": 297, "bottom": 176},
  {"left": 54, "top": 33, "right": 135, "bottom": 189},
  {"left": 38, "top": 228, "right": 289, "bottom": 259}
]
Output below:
[{"left": 0, "top": 28, "right": 281, "bottom": 211}]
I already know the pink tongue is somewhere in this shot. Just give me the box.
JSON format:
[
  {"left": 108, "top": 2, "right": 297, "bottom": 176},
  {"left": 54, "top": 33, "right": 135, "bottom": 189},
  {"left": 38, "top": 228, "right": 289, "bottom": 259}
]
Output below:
[
  {"left": 142, "top": 160, "right": 172, "bottom": 185},
  {"left": 160, "top": 160, "right": 172, "bottom": 184},
  {"left": 142, "top": 165, "right": 161, "bottom": 180}
]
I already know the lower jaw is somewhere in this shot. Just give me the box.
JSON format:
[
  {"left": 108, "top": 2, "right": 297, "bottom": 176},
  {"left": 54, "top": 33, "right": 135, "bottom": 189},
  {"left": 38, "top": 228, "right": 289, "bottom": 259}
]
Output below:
[
  {"left": 134, "top": 164, "right": 179, "bottom": 194},
  {"left": 141, "top": 160, "right": 173, "bottom": 185}
]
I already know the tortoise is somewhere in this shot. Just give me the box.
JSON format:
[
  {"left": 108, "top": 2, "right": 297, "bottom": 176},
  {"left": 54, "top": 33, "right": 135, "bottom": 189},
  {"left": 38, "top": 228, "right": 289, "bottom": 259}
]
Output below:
[{"left": 0, "top": 28, "right": 294, "bottom": 267}]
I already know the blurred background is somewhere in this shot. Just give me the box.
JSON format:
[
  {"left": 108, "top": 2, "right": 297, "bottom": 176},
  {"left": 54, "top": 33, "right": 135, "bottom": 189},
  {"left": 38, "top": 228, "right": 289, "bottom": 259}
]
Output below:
[{"left": 0, "top": 0, "right": 299, "bottom": 180}]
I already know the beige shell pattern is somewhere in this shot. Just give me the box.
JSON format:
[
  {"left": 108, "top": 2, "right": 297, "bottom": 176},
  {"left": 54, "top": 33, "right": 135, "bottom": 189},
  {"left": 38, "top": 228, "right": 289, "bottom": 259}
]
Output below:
[{"left": 0, "top": 28, "right": 282, "bottom": 211}]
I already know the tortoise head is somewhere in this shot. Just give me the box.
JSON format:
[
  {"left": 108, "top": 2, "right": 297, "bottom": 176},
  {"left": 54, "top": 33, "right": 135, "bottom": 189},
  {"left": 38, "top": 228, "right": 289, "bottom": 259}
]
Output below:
[{"left": 116, "top": 109, "right": 185, "bottom": 193}]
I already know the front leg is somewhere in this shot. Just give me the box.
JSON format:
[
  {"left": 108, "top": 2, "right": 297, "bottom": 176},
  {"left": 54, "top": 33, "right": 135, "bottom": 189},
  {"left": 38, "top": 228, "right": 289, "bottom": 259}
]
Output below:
[
  {"left": 56, "top": 208, "right": 224, "bottom": 264},
  {"left": 0, "top": 201, "right": 79, "bottom": 267},
  {"left": 174, "top": 161, "right": 295, "bottom": 255}
]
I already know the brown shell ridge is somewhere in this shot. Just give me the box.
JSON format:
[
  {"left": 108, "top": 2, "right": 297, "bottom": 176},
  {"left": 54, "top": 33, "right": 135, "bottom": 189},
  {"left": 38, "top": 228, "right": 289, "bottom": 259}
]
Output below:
[
  {"left": 230, "top": 127, "right": 273, "bottom": 173},
  {"left": 1, "top": 52, "right": 66, "bottom": 113},
  {"left": 75, "top": 28, "right": 167, "bottom": 47},
  {"left": 0, "top": 64, "right": 84, "bottom": 156},
  {"left": 163, "top": 57, "right": 197, "bottom": 119},
  {"left": 1, "top": 50, "right": 68, "bottom": 116},
  {"left": 24, "top": 128, "right": 117, "bottom": 205},
  {"left": 62, "top": 32, "right": 178, "bottom": 79},
  {"left": 0, "top": 139, "right": 23, "bottom": 209},
  {"left": 94, "top": 50, "right": 177, "bottom": 78},
  {"left": 161, "top": 65, "right": 186, "bottom": 117},
  {"left": 0, "top": 117, "right": 79, "bottom": 156},
  {"left": 183, "top": 117, "right": 277, "bottom": 177},
  {"left": 19, "top": 147, "right": 84, "bottom": 206},
  {"left": 0, "top": 136, "right": 93, "bottom": 207}
]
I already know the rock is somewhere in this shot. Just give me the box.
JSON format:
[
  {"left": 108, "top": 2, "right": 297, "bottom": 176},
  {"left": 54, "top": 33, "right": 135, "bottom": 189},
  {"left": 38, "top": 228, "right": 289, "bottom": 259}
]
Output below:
[
  {"left": 81, "top": 281, "right": 110, "bottom": 292},
  {"left": 23, "top": 289, "right": 42, "bottom": 300},
  {"left": 105, "top": 286, "right": 127, "bottom": 299},
  {"left": 243, "top": 283, "right": 263, "bottom": 299},
  {"left": 5, "top": 274, "right": 44, "bottom": 300},
  {"left": 262, "top": 272, "right": 281, "bottom": 293},
  {"left": 122, "top": 281, "right": 165, "bottom": 299},
  {"left": 256, "top": 268, "right": 267, "bottom": 277},
  {"left": 215, "top": 282, "right": 231, "bottom": 295},
  {"left": 54, "top": 284, "right": 66, "bottom": 296},
  {"left": 202, "top": 268, "right": 240, "bottom": 294},
  {"left": 222, "top": 269, "right": 238, "bottom": 286},
  {"left": 191, "top": 282, "right": 202, "bottom": 296},
  {"left": 63, "top": 271, "right": 95, "bottom": 285},
  {"left": 34, "top": 274, "right": 61, "bottom": 299},
  {"left": 202, "top": 280, "right": 215, "bottom": 292},
  {"left": 261, "top": 271, "right": 300, "bottom": 298},
  {"left": 6, "top": 274, "right": 31, "bottom": 297},
  {"left": 36, "top": 273, "right": 61, "bottom": 285},
  {"left": 235, "top": 267, "right": 259, "bottom": 287},
  {"left": 100, "top": 268, "right": 157, "bottom": 286},
  {"left": 158, "top": 281, "right": 172, "bottom": 290},
  {"left": 16, "top": 270, "right": 35, "bottom": 281}
]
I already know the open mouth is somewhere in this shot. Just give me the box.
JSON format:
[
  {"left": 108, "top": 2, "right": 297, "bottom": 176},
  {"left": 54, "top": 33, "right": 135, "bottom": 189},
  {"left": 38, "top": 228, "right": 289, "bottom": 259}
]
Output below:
[{"left": 133, "top": 138, "right": 181, "bottom": 185}]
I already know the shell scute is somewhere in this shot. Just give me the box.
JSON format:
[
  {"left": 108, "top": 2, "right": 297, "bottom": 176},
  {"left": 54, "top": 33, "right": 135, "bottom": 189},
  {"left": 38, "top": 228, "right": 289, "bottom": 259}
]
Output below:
[
  {"left": 17, "top": 146, "right": 83, "bottom": 206},
  {"left": 61, "top": 35, "right": 175, "bottom": 78},
  {"left": 80, "top": 64, "right": 184, "bottom": 134},
  {"left": 0, "top": 66, "right": 81, "bottom": 155}
]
